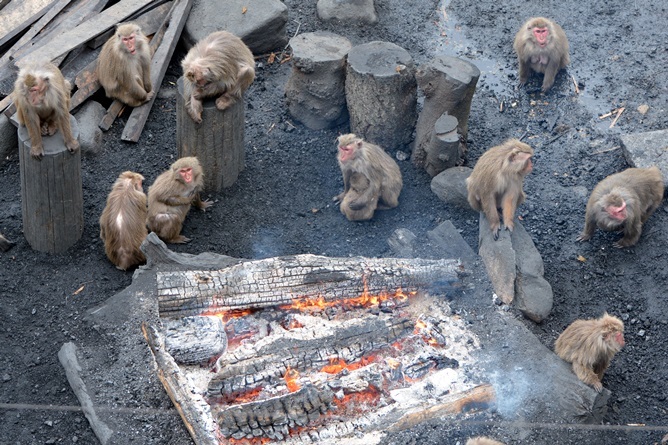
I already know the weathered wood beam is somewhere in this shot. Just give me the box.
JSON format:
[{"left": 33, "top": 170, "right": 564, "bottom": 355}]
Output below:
[
  {"left": 0, "top": 0, "right": 58, "bottom": 48},
  {"left": 156, "top": 254, "right": 465, "bottom": 318},
  {"left": 13, "top": 0, "right": 156, "bottom": 67},
  {"left": 121, "top": 0, "right": 193, "bottom": 142},
  {"left": 142, "top": 323, "right": 220, "bottom": 445}
]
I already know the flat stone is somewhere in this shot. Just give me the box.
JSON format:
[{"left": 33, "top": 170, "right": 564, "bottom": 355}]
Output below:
[
  {"left": 478, "top": 213, "right": 515, "bottom": 305},
  {"left": 183, "top": 0, "right": 288, "bottom": 54},
  {"left": 431, "top": 166, "right": 474, "bottom": 211},
  {"left": 426, "top": 220, "right": 477, "bottom": 267},
  {"left": 317, "top": 0, "right": 378, "bottom": 24},
  {"left": 620, "top": 129, "right": 668, "bottom": 187},
  {"left": 387, "top": 228, "right": 417, "bottom": 258}
]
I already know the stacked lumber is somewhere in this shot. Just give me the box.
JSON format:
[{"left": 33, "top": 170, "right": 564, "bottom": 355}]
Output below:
[{"left": 0, "top": 0, "right": 193, "bottom": 141}]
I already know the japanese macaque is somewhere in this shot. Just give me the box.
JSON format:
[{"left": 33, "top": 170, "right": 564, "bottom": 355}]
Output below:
[
  {"left": 97, "top": 23, "right": 153, "bottom": 107},
  {"left": 577, "top": 166, "right": 664, "bottom": 248},
  {"left": 466, "top": 438, "right": 506, "bottom": 445},
  {"left": 513, "top": 17, "right": 570, "bottom": 92},
  {"left": 12, "top": 61, "right": 79, "bottom": 159},
  {"left": 466, "top": 139, "right": 534, "bottom": 239},
  {"left": 555, "top": 313, "right": 625, "bottom": 392},
  {"left": 99, "top": 171, "right": 148, "bottom": 270},
  {"left": 333, "top": 134, "right": 403, "bottom": 221},
  {"left": 147, "top": 157, "right": 212, "bottom": 243},
  {"left": 181, "top": 31, "right": 255, "bottom": 123},
  {"left": 0, "top": 233, "right": 15, "bottom": 252}
]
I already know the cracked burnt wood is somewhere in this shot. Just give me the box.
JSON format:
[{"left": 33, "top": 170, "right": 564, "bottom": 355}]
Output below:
[
  {"left": 156, "top": 254, "right": 465, "bottom": 318},
  {"left": 142, "top": 323, "right": 220, "bottom": 445},
  {"left": 215, "top": 383, "right": 335, "bottom": 441},
  {"left": 208, "top": 314, "right": 414, "bottom": 397}
]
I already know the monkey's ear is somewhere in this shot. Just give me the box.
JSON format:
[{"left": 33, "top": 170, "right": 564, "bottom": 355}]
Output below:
[{"left": 356, "top": 140, "right": 363, "bottom": 148}]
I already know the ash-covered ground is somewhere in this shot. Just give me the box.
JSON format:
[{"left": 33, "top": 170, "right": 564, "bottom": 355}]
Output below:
[{"left": 1, "top": 0, "right": 667, "bottom": 444}]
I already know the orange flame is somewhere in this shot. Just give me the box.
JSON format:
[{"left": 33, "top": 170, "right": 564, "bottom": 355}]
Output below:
[
  {"left": 320, "top": 356, "right": 376, "bottom": 374},
  {"left": 332, "top": 386, "right": 381, "bottom": 410},
  {"left": 280, "top": 283, "right": 417, "bottom": 313},
  {"left": 201, "top": 308, "right": 255, "bottom": 322},
  {"left": 284, "top": 366, "right": 301, "bottom": 392}
]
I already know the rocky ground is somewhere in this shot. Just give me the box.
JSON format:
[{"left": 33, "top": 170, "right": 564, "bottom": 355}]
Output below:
[{"left": 1, "top": 0, "right": 667, "bottom": 444}]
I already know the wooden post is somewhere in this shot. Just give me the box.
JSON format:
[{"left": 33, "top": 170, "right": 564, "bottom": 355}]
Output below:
[
  {"left": 345, "top": 41, "right": 417, "bottom": 151},
  {"left": 412, "top": 56, "right": 480, "bottom": 167},
  {"left": 18, "top": 114, "right": 83, "bottom": 253},
  {"left": 425, "top": 113, "right": 462, "bottom": 177},
  {"left": 285, "top": 31, "right": 352, "bottom": 130},
  {"left": 176, "top": 77, "right": 245, "bottom": 193}
]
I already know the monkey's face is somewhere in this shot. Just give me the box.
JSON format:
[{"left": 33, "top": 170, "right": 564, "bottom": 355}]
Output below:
[
  {"left": 532, "top": 26, "right": 549, "bottom": 47},
  {"left": 121, "top": 33, "right": 137, "bottom": 55},
  {"left": 178, "top": 167, "right": 194, "bottom": 184},
  {"left": 338, "top": 143, "right": 357, "bottom": 162},
  {"left": 606, "top": 201, "right": 627, "bottom": 222},
  {"left": 28, "top": 79, "right": 47, "bottom": 106}
]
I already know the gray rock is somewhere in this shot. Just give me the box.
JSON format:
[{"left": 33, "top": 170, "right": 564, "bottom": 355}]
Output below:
[
  {"left": 285, "top": 32, "right": 352, "bottom": 130},
  {"left": 431, "top": 166, "right": 473, "bottom": 211},
  {"left": 620, "top": 129, "right": 668, "bottom": 187},
  {"left": 478, "top": 213, "right": 516, "bottom": 305},
  {"left": 0, "top": 113, "right": 18, "bottom": 163},
  {"left": 426, "top": 220, "right": 477, "bottom": 266},
  {"left": 317, "top": 0, "right": 378, "bottom": 24},
  {"left": 73, "top": 101, "right": 104, "bottom": 156},
  {"left": 387, "top": 228, "right": 417, "bottom": 257},
  {"left": 183, "top": 0, "right": 288, "bottom": 54}
]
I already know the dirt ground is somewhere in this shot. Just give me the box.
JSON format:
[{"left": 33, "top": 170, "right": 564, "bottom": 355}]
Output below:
[{"left": 1, "top": 0, "right": 668, "bottom": 444}]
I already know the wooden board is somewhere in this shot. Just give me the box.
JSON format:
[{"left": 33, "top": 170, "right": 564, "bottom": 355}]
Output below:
[
  {"left": 0, "top": 0, "right": 58, "bottom": 47},
  {"left": 13, "top": 0, "right": 157, "bottom": 66}
]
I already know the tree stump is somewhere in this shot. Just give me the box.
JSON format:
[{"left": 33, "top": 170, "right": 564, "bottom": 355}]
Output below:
[
  {"left": 18, "top": 114, "right": 83, "bottom": 254},
  {"left": 176, "top": 77, "right": 245, "bottom": 193},
  {"left": 412, "top": 56, "right": 480, "bottom": 167},
  {"left": 425, "top": 113, "right": 462, "bottom": 177},
  {"left": 345, "top": 41, "right": 417, "bottom": 151},
  {"left": 285, "top": 31, "right": 352, "bottom": 130}
]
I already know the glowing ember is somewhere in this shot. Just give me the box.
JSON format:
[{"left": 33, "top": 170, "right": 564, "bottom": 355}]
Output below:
[
  {"left": 284, "top": 367, "right": 301, "bottom": 392},
  {"left": 202, "top": 308, "right": 256, "bottom": 322},
  {"left": 333, "top": 387, "right": 381, "bottom": 412},
  {"left": 280, "top": 284, "right": 416, "bottom": 313},
  {"left": 320, "top": 357, "right": 376, "bottom": 374}
]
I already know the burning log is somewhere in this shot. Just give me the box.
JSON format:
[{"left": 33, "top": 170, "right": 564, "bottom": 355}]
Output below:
[
  {"left": 163, "top": 315, "right": 227, "bottom": 365},
  {"left": 156, "top": 254, "right": 465, "bottom": 318}
]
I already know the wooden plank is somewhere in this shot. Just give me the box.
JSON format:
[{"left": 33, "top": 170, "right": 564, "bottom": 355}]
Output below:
[
  {"left": 0, "top": 0, "right": 73, "bottom": 72},
  {"left": 13, "top": 0, "right": 156, "bottom": 67},
  {"left": 98, "top": 101, "right": 125, "bottom": 131},
  {"left": 0, "top": 0, "right": 58, "bottom": 48},
  {"left": 122, "top": 0, "right": 193, "bottom": 142}
]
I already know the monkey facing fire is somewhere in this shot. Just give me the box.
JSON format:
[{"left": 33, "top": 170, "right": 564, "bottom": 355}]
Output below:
[
  {"left": 147, "top": 157, "right": 212, "bottom": 243},
  {"left": 99, "top": 171, "right": 148, "bottom": 270},
  {"left": 12, "top": 61, "right": 79, "bottom": 159},
  {"left": 466, "top": 139, "right": 534, "bottom": 239},
  {"left": 333, "top": 134, "right": 402, "bottom": 221},
  {"left": 513, "top": 17, "right": 570, "bottom": 92},
  {"left": 555, "top": 313, "right": 625, "bottom": 392},
  {"left": 181, "top": 31, "right": 255, "bottom": 123},
  {"left": 466, "top": 438, "right": 506, "bottom": 445},
  {"left": 577, "top": 166, "right": 664, "bottom": 248},
  {"left": 97, "top": 23, "right": 153, "bottom": 107}
]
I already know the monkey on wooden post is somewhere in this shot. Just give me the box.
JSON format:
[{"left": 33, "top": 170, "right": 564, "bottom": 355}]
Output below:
[
  {"left": 577, "top": 166, "right": 664, "bottom": 248},
  {"left": 12, "top": 61, "right": 79, "bottom": 160},
  {"left": 467, "top": 437, "right": 506, "bottom": 445},
  {"left": 555, "top": 313, "right": 625, "bottom": 392},
  {"left": 0, "top": 233, "right": 15, "bottom": 252},
  {"left": 97, "top": 23, "right": 153, "bottom": 107},
  {"left": 466, "top": 139, "right": 533, "bottom": 239},
  {"left": 147, "top": 157, "right": 212, "bottom": 243},
  {"left": 333, "top": 134, "right": 403, "bottom": 221},
  {"left": 99, "top": 171, "right": 148, "bottom": 270},
  {"left": 181, "top": 30, "right": 255, "bottom": 124},
  {"left": 513, "top": 17, "right": 569, "bottom": 92}
]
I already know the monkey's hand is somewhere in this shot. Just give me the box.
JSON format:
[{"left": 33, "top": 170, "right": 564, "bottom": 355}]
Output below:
[
  {"left": 504, "top": 221, "right": 515, "bottom": 233},
  {"left": 66, "top": 139, "right": 80, "bottom": 154},
  {"left": 348, "top": 200, "right": 366, "bottom": 211},
  {"left": 40, "top": 122, "right": 50, "bottom": 136},
  {"left": 215, "top": 94, "right": 234, "bottom": 111},
  {"left": 187, "top": 101, "right": 203, "bottom": 124},
  {"left": 575, "top": 233, "right": 591, "bottom": 242},
  {"left": 333, "top": 192, "right": 345, "bottom": 204},
  {"left": 490, "top": 224, "right": 501, "bottom": 240},
  {"left": 30, "top": 145, "right": 44, "bottom": 160},
  {"left": 197, "top": 199, "right": 213, "bottom": 211},
  {"left": 144, "top": 90, "right": 155, "bottom": 102},
  {"left": 591, "top": 381, "right": 603, "bottom": 393}
]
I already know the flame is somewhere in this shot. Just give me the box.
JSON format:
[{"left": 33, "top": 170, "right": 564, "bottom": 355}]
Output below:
[
  {"left": 320, "top": 356, "right": 376, "bottom": 374},
  {"left": 333, "top": 386, "right": 381, "bottom": 410},
  {"left": 201, "top": 308, "right": 255, "bottom": 322},
  {"left": 284, "top": 366, "right": 301, "bottom": 392}
]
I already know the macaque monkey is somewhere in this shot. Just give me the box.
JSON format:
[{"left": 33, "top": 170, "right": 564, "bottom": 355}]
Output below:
[
  {"left": 513, "top": 17, "right": 570, "bottom": 92},
  {"left": 466, "top": 139, "right": 534, "bottom": 239},
  {"left": 577, "top": 166, "right": 664, "bottom": 248},
  {"left": 467, "top": 438, "right": 506, "bottom": 445},
  {"left": 99, "top": 171, "right": 148, "bottom": 270},
  {"left": 97, "top": 23, "right": 153, "bottom": 107},
  {"left": 0, "top": 233, "right": 15, "bottom": 252},
  {"left": 333, "top": 134, "right": 403, "bottom": 221},
  {"left": 147, "top": 157, "right": 212, "bottom": 243},
  {"left": 12, "top": 61, "right": 79, "bottom": 160},
  {"left": 181, "top": 31, "right": 255, "bottom": 123},
  {"left": 555, "top": 313, "right": 625, "bottom": 392}
]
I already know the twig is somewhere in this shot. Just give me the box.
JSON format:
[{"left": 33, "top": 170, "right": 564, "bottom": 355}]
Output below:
[
  {"left": 267, "top": 122, "right": 276, "bottom": 134},
  {"left": 571, "top": 75, "right": 580, "bottom": 94},
  {"left": 278, "top": 20, "right": 302, "bottom": 61},
  {"left": 609, "top": 107, "right": 625, "bottom": 128},
  {"left": 591, "top": 146, "right": 620, "bottom": 155}
]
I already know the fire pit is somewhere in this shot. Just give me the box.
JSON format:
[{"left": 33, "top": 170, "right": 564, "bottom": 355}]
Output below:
[{"left": 142, "top": 253, "right": 495, "bottom": 444}]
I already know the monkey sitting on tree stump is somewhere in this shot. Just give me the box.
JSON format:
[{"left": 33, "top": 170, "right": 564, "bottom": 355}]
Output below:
[
  {"left": 412, "top": 56, "right": 480, "bottom": 169},
  {"left": 18, "top": 114, "right": 83, "bottom": 253},
  {"left": 345, "top": 41, "right": 417, "bottom": 152}
]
